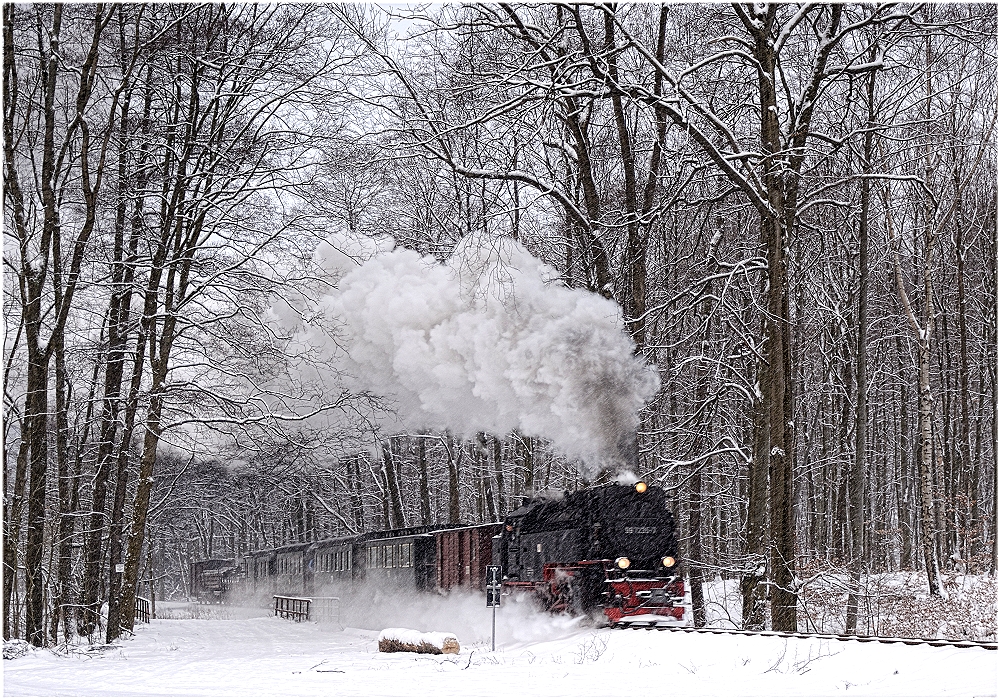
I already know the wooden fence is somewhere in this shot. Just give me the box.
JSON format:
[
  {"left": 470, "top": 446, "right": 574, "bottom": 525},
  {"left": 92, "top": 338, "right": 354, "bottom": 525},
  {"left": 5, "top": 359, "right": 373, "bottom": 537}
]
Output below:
[
  {"left": 273, "top": 595, "right": 341, "bottom": 626},
  {"left": 135, "top": 596, "right": 151, "bottom": 624}
]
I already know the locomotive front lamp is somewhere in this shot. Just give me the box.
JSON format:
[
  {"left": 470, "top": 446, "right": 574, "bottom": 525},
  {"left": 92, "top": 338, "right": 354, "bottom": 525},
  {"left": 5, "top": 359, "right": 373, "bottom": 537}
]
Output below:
[
  {"left": 661, "top": 556, "right": 676, "bottom": 568},
  {"left": 615, "top": 557, "right": 631, "bottom": 569},
  {"left": 634, "top": 481, "right": 648, "bottom": 494}
]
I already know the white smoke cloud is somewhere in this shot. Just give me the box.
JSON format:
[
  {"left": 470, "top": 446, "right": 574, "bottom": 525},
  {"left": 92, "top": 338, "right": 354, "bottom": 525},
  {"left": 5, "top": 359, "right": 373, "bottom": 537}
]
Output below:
[{"left": 284, "top": 231, "right": 659, "bottom": 474}]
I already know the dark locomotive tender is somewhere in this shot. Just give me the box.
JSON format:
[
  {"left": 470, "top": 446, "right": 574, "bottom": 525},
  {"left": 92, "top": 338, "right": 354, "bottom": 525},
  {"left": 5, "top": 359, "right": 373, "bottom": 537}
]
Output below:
[{"left": 191, "top": 482, "right": 685, "bottom": 626}]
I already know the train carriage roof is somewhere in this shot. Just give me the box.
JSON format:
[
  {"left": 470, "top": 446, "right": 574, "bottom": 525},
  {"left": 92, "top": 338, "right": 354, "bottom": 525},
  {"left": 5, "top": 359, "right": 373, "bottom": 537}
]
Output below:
[{"left": 244, "top": 522, "right": 505, "bottom": 557}]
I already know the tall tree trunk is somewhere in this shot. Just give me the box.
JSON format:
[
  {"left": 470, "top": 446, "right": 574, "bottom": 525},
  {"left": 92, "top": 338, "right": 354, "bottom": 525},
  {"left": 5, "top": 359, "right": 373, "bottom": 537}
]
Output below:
[
  {"left": 492, "top": 435, "right": 505, "bottom": 518},
  {"left": 688, "top": 459, "right": 707, "bottom": 628},
  {"left": 743, "top": 3, "right": 810, "bottom": 633},
  {"left": 896, "top": 335, "right": 914, "bottom": 569},
  {"left": 518, "top": 433, "right": 534, "bottom": 498},
  {"left": 117, "top": 377, "right": 167, "bottom": 636},
  {"left": 886, "top": 192, "right": 945, "bottom": 598},
  {"left": 476, "top": 434, "right": 496, "bottom": 523},
  {"left": 3, "top": 419, "right": 30, "bottom": 640},
  {"left": 741, "top": 373, "right": 769, "bottom": 631},
  {"left": 417, "top": 435, "right": 431, "bottom": 525},
  {"left": 381, "top": 439, "right": 405, "bottom": 529},
  {"left": 847, "top": 65, "right": 876, "bottom": 634},
  {"left": 50, "top": 329, "right": 74, "bottom": 642},
  {"left": 444, "top": 434, "right": 461, "bottom": 524},
  {"left": 23, "top": 343, "right": 50, "bottom": 647},
  {"left": 350, "top": 457, "right": 365, "bottom": 532}
]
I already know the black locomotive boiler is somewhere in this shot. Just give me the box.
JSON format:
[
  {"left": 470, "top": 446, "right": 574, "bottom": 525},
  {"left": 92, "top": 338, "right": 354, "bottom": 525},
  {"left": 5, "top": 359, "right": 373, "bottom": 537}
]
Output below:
[{"left": 495, "top": 481, "right": 687, "bottom": 626}]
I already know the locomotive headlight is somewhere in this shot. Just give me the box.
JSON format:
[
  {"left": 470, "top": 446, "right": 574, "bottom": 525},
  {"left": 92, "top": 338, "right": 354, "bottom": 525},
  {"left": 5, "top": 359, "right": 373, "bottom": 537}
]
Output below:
[
  {"left": 662, "top": 556, "right": 676, "bottom": 568},
  {"left": 634, "top": 481, "right": 648, "bottom": 494},
  {"left": 615, "top": 557, "right": 631, "bottom": 570}
]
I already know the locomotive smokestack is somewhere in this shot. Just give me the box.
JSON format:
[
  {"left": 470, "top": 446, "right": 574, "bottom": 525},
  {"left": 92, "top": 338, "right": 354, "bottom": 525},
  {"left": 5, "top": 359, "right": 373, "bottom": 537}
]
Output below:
[
  {"left": 279, "top": 230, "right": 659, "bottom": 477},
  {"left": 616, "top": 432, "right": 640, "bottom": 473}
]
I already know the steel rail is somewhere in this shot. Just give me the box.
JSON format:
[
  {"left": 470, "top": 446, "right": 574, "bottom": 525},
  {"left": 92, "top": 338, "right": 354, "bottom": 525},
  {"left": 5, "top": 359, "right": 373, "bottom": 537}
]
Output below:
[{"left": 613, "top": 622, "right": 997, "bottom": 650}]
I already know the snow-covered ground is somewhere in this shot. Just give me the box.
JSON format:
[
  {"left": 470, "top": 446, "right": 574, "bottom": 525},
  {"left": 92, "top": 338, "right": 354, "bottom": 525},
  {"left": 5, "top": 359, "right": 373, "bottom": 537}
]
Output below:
[{"left": 4, "top": 596, "right": 996, "bottom": 699}]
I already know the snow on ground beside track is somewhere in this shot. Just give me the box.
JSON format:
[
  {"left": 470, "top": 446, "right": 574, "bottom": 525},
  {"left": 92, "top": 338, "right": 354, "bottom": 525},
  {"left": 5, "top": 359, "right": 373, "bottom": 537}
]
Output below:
[{"left": 4, "top": 605, "right": 995, "bottom": 699}]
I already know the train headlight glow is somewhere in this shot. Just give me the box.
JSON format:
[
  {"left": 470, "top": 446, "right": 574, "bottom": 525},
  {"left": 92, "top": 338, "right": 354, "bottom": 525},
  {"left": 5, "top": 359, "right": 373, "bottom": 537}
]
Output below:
[
  {"left": 615, "top": 557, "right": 631, "bottom": 569},
  {"left": 634, "top": 482, "right": 648, "bottom": 494},
  {"left": 662, "top": 556, "right": 676, "bottom": 568}
]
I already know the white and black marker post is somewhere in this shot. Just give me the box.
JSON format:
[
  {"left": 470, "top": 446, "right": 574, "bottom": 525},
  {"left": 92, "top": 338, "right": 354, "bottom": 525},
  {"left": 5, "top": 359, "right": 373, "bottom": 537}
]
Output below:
[{"left": 486, "top": 565, "right": 501, "bottom": 651}]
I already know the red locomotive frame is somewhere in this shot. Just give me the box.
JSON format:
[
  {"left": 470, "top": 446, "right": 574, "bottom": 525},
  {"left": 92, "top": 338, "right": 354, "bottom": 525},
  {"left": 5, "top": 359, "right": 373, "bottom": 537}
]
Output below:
[{"left": 503, "top": 560, "right": 686, "bottom": 626}]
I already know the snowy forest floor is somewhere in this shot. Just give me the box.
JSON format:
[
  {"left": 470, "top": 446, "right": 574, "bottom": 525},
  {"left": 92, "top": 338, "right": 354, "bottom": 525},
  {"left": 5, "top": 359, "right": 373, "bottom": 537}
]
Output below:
[{"left": 4, "top": 596, "right": 996, "bottom": 699}]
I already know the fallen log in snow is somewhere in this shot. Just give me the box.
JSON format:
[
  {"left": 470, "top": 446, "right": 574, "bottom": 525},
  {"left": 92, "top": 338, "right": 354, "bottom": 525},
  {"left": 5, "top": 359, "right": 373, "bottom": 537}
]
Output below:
[{"left": 377, "top": 628, "right": 460, "bottom": 655}]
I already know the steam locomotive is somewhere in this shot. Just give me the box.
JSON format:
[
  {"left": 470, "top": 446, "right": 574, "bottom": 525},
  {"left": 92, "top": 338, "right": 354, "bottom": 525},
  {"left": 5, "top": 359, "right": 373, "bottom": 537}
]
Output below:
[
  {"left": 497, "top": 481, "right": 686, "bottom": 626},
  {"left": 190, "top": 482, "right": 686, "bottom": 626}
]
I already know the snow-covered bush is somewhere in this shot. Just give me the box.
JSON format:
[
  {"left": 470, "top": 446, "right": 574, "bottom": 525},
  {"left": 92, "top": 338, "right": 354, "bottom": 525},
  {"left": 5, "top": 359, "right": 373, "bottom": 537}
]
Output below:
[
  {"left": 794, "top": 564, "right": 997, "bottom": 641},
  {"left": 3, "top": 639, "right": 31, "bottom": 660}
]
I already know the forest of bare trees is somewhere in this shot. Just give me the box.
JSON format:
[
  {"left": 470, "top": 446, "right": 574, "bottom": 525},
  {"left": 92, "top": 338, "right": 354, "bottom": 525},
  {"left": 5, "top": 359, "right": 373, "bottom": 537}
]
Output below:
[{"left": 3, "top": 3, "right": 996, "bottom": 647}]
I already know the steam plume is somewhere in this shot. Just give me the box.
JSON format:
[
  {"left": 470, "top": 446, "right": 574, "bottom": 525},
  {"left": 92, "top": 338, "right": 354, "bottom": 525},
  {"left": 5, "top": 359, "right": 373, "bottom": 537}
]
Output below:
[{"left": 293, "top": 231, "right": 659, "bottom": 475}]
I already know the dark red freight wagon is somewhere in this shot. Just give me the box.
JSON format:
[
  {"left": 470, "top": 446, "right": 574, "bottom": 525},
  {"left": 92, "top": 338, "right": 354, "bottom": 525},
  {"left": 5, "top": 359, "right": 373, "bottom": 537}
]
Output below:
[{"left": 435, "top": 523, "right": 502, "bottom": 591}]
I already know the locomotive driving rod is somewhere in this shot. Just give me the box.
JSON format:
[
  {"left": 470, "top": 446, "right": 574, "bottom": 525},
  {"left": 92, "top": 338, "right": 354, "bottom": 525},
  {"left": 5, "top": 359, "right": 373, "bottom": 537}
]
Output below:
[{"left": 616, "top": 624, "right": 997, "bottom": 651}]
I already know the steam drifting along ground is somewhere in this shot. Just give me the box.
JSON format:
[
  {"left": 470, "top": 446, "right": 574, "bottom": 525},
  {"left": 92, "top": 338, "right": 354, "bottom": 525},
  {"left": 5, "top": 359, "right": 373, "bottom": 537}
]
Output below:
[
  {"left": 271, "top": 232, "right": 659, "bottom": 477},
  {"left": 5, "top": 595, "right": 994, "bottom": 699}
]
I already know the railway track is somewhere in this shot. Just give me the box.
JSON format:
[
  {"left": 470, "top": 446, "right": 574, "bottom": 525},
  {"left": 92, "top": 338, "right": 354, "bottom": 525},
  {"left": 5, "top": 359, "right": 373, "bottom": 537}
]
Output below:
[{"left": 612, "top": 621, "right": 997, "bottom": 650}]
